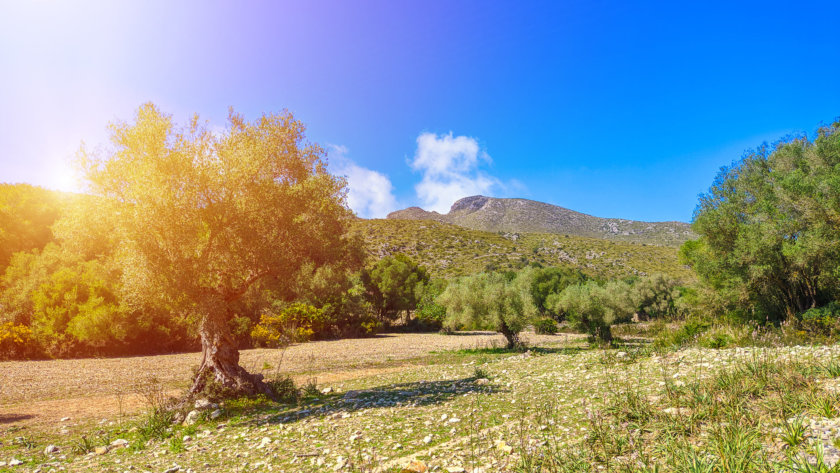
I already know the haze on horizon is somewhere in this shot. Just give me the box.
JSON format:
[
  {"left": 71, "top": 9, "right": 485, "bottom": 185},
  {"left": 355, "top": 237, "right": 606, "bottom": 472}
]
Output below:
[{"left": 1, "top": 0, "right": 838, "bottom": 223}]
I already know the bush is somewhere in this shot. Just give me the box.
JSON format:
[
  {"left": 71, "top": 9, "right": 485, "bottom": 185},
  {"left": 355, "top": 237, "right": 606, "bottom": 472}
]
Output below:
[
  {"left": 534, "top": 317, "right": 558, "bottom": 335},
  {"left": 654, "top": 319, "right": 710, "bottom": 349},
  {"left": 0, "top": 322, "right": 41, "bottom": 360},
  {"left": 250, "top": 302, "right": 325, "bottom": 348},
  {"left": 415, "top": 278, "right": 448, "bottom": 329},
  {"left": 798, "top": 301, "right": 840, "bottom": 335}
]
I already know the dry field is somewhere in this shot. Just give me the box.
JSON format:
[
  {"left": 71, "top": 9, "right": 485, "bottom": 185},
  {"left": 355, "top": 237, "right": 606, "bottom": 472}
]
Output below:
[{"left": 0, "top": 331, "right": 570, "bottom": 432}]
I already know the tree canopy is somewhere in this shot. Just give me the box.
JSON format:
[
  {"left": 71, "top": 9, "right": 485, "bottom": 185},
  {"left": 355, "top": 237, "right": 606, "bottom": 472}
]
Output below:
[
  {"left": 684, "top": 121, "right": 840, "bottom": 322},
  {"left": 77, "top": 103, "right": 357, "bottom": 396},
  {"left": 438, "top": 270, "right": 537, "bottom": 348}
]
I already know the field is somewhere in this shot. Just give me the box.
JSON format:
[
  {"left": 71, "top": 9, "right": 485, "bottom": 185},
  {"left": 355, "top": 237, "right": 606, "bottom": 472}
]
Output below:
[{"left": 3, "top": 331, "right": 840, "bottom": 472}]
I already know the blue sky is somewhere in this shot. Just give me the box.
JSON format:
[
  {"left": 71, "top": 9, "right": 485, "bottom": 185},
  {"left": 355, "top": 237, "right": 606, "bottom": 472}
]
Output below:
[{"left": 1, "top": 0, "right": 838, "bottom": 222}]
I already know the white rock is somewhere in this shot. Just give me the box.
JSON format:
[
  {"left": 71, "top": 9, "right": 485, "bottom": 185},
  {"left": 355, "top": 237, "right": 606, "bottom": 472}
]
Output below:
[
  {"left": 9, "top": 459, "right": 23, "bottom": 466},
  {"left": 194, "top": 399, "right": 217, "bottom": 410},
  {"left": 110, "top": 439, "right": 129, "bottom": 449},
  {"left": 423, "top": 435, "right": 433, "bottom": 444},
  {"left": 44, "top": 445, "right": 59, "bottom": 454},
  {"left": 209, "top": 409, "right": 222, "bottom": 420},
  {"left": 60, "top": 417, "right": 70, "bottom": 422},
  {"left": 183, "top": 410, "right": 201, "bottom": 426}
]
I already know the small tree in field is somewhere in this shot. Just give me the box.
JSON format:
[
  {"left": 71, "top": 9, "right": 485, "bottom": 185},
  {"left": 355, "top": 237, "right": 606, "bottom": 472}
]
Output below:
[
  {"left": 78, "top": 103, "right": 355, "bottom": 397},
  {"left": 437, "top": 271, "right": 536, "bottom": 348},
  {"left": 549, "top": 280, "right": 635, "bottom": 343}
]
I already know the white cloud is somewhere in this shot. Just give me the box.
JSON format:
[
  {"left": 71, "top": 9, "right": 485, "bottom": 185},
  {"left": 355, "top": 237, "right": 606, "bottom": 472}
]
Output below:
[
  {"left": 410, "top": 132, "right": 500, "bottom": 213},
  {"left": 329, "top": 145, "right": 399, "bottom": 219}
]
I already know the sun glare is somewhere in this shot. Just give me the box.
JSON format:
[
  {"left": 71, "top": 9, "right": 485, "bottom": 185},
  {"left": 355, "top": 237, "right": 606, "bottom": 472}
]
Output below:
[{"left": 47, "top": 158, "right": 80, "bottom": 193}]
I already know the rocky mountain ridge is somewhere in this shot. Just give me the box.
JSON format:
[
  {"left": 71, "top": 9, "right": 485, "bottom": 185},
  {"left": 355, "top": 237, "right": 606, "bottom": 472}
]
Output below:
[{"left": 387, "top": 195, "right": 695, "bottom": 247}]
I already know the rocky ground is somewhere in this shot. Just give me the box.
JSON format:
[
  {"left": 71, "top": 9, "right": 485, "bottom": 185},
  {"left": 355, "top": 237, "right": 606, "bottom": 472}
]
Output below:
[{"left": 2, "top": 337, "right": 840, "bottom": 472}]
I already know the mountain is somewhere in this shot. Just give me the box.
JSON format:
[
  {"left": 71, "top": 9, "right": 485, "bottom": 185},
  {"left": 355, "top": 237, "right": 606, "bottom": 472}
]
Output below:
[
  {"left": 350, "top": 219, "right": 695, "bottom": 281},
  {"left": 387, "top": 195, "right": 695, "bottom": 247}
]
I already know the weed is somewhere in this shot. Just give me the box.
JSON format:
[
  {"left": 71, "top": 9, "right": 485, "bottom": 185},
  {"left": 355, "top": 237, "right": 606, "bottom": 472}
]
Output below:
[
  {"left": 168, "top": 435, "right": 185, "bottom": 453},
  {"left": 779, "top": 417, "right": 807, "bottom": 449},
  {"left": 71, "top": 435, "right": 95, "bottom": 455},
  {"left": 473, "top": 365, "right": 490, "bottom": 379}
]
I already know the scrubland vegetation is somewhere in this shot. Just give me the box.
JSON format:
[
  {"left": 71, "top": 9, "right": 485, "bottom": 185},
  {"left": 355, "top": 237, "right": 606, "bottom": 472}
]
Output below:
[{"left": 1, "top": 109, "right": 840, "bottom": 472}]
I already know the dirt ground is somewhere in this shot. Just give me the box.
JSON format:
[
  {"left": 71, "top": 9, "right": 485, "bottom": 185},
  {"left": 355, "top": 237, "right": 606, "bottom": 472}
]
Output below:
[{"left": 0, "top": 331, "right": 569, "bottom": 432}]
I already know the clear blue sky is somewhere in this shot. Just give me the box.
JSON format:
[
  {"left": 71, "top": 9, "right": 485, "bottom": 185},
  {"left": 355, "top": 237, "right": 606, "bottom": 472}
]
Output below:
[{"left": 1, "top": 0, "right": 838, "bottom": 222}]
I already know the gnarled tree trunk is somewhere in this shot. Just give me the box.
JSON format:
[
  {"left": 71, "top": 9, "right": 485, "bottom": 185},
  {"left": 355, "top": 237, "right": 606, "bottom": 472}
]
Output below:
[
  {"left": 499, "top": 322, "right": 521, "bottom": 349},
  {"left": 189, "top": 303, "right": 273, "bottom": 399}
]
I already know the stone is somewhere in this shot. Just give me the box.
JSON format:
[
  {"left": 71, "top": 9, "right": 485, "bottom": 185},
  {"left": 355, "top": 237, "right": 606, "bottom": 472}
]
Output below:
[
  {"left": 422, "top": 435, "right": 433, "bottom": 444},
  {"left": 163, "top": 467, "right": 180, "bottom": 473},
  {"left": 110, "top": 439, "right": 129, "bottom": 449},
  {"left": 663, "top": 407, "right": 691, "bottom": 416},
  {"left": 9, "top": 459, "right": 23, "bottom": 466},
  {"left": 446, "top": 468, "right": 465, "bottom": 473},
  {"left": 60, "top": 417, "right": 70, "bottom": 422},
  {"left": 402, "top": 460, "right": 428, "bottom": 473},
  {"left": 475, "top": 378, "right": 490, "bottom": 385},
  {"left": 44, "top": 445, "right": 59, "bottom": 454},
  {"left": 321, "top": 387, "right": 333, "bottom": 394},
  {"left": 94, "top": 446, "right": 110, "bottom": 455},
  {"left": 209, "top": 409, "right": 222, "bottom": 420},
  {"left": 183, "top": 410, "right": 201, "bottom": 426},
  {"left": 194, "top": 399, "right": 217, "bottom": 410}
]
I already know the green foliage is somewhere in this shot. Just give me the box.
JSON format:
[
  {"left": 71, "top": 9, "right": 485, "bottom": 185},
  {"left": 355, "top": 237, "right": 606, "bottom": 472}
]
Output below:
[
  {"left": 360, "top": 253, "right": 429, "bottom": 322},
  {"left": 549, "top": 280, "right": 635, "bottom": 342},
  {"left": 351, "top": 219, "right": 695, "bottom": 281},
  {"left": 533, "top": 317, "right": 559, "bottom": 335},
  {"left": 798, "top": 301, "right": 840, "bottom": 335},
  {"left": 414, "top": 278, "right": 448, "bottom": 329},
  {"left": 0, "top": 322, "right": 40, "bottom": 360},
  {"left": 686, "top": 121, "right": 840, "bottom": 322},
  {"left": 528, "top": 266, "right": 587, "bottom": 318},
  {"left": 654, "top": 319, "right": 710, "bottom": 349},
  {"left": 437, "top": 270, "right": 537, "bottom": 348},
  {"left": 0, "top": 184, "right": 66, "bottom": 271},
  {"left": 250, "top": 302, "right": 326, "bottom": 347},
  {"left": 633, "top": 273, "right": 681, "bottom": 319}
]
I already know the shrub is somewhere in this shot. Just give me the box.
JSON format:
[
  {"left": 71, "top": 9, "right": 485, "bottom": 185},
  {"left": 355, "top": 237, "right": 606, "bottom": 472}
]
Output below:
[
  {"left": 533, "top": 317, "right": 558, "bottom": 335},
  {"left": 654, "top": 319, "right": 710, "bottom": 349},
  {"left": 0, "top": 322, "right": 41, "bottom": 360},
  {"left": 798, "top": 301, "right": 840, "bottom": 335},
  {"left": 250, "top": 302, "right": 325, "bottom": 348}
]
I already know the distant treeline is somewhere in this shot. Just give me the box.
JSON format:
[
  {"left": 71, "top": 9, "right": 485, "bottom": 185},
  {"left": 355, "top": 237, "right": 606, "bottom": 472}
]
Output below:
[{"left": 2, "top": 120, "right": 839, "bottom": 360}]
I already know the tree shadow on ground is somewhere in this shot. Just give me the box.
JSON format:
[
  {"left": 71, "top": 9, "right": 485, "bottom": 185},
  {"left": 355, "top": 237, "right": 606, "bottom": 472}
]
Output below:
[
  {"left": 449, "top": 346, "right": 587, "bottom": 356},
  {"left": 612, "top": 337, "right": 654, "bottom": 348},
  {"left": 0, "top": 413, "right": 35, "bottom": 424},
  {"left": 257, "top": 376, "right": 505, "bottom": 425}
]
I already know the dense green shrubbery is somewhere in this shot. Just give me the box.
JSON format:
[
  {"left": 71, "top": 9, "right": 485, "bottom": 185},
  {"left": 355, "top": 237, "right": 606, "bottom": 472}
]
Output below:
[
  {"left": 533, "top": 317, "right": 558, "bottom": 335},
  {"left": 798, "top": 301, "right": 840, "bottom": 335},
  {"left": 684, "top": 121, "right": 840, "bottom": 323}
]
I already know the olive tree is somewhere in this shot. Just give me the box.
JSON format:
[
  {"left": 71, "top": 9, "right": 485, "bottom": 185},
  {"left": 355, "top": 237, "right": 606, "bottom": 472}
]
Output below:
[
  {"left": 437, "top": 271, "right": 537, "bottom": 348},
  {"left": 78, "top": 103, "right": 354, "bottom": 397},
  {"left": 549, "top": 280, "right": 635, "bottom": 343}
]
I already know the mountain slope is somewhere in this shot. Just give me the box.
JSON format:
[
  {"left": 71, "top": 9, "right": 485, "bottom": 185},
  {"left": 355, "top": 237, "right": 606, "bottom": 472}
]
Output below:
[
  {"left": 387, "top": 195, "right": 695, "bottom": 247},
  {"left": 351, "top": 219, "right": 694, "bottom": 281}
]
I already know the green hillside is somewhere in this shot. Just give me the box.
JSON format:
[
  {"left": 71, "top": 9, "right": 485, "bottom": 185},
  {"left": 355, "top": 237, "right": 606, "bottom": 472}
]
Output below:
[{"left": 351, "top": 218, "right": 695, "bottom": 281}]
